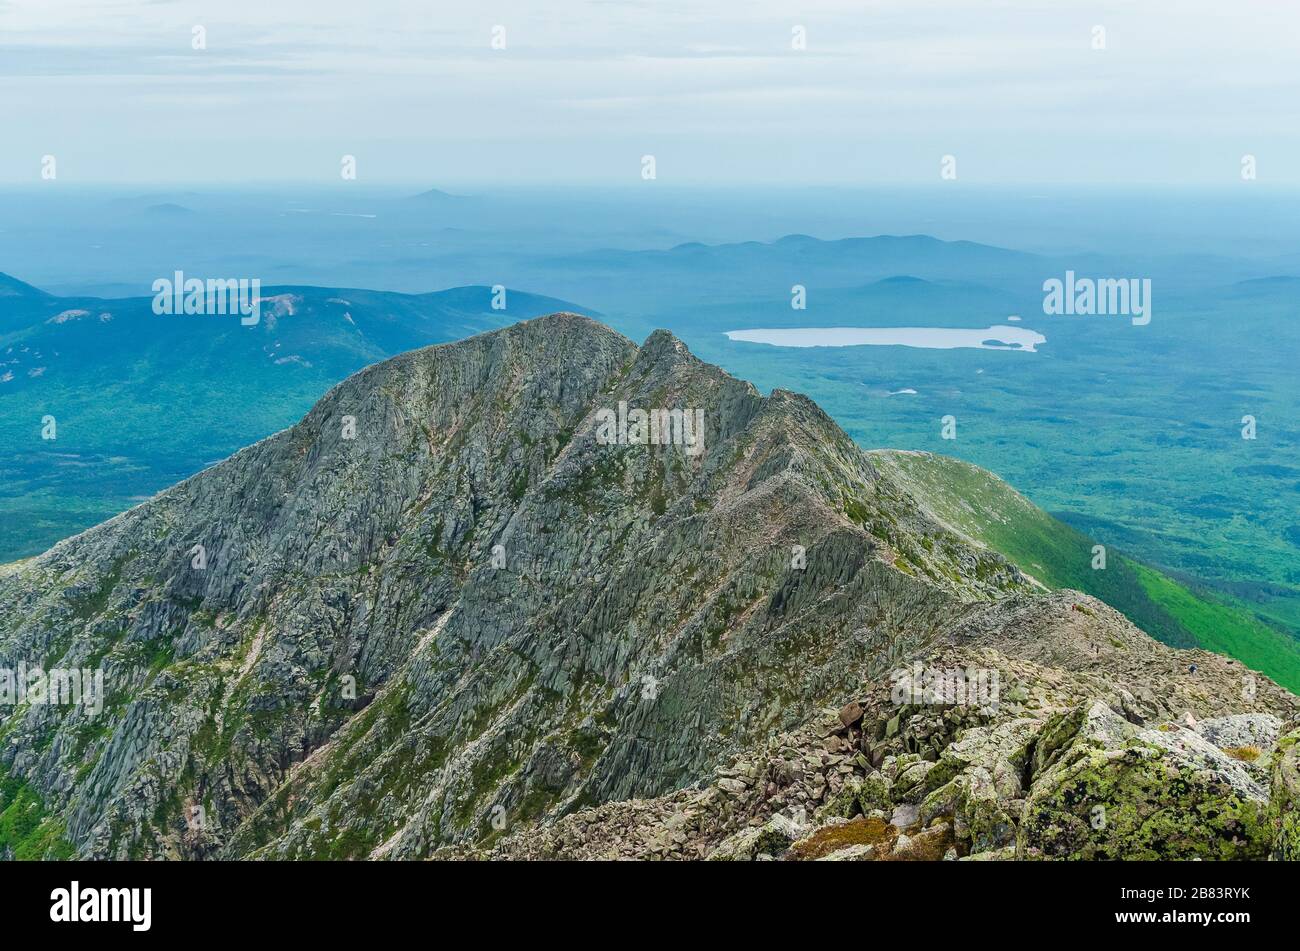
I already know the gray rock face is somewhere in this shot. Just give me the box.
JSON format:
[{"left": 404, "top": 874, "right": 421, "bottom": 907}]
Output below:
[
  {"left": 1, "top": 314, "right": 1295, "bottom": 862},
  {"left": 0, "top": 315, "right": 1031, "bottom": 859},
  {"left": 1196, "top": 714, "right": 1281, "bottom": 753},
  {"left": 462, "top": 592, "right": 1300, "bottom": 862}
]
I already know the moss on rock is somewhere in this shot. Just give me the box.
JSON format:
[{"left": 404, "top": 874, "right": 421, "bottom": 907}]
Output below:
[
  {"left": 1268, "top": 726, "right": 1300, "bottom": 860},
  {"left": 1020, "top": 702, "right": 1271, "bottom": 860}
]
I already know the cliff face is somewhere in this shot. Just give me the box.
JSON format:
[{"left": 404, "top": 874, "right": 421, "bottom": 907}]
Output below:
[{"left": 1, "top": 315, "right": 1295, "bottom": 860}]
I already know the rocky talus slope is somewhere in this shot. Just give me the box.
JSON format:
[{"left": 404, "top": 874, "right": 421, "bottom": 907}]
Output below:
[
  {"left": 457, "top": 592, "right": 1300, "bottom": 860},
  {"left": 1, "top": 314, "right": 1297, "bottom": 860}
]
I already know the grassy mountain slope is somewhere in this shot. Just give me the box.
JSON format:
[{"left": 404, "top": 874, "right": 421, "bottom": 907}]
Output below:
[{"left": 873, "top": 449, "right": 1300, "bottom": 692}]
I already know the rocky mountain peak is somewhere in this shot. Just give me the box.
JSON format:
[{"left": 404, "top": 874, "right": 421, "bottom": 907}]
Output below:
[{"left": 1, "top": 315, "right": 1296, "bottom": 862}]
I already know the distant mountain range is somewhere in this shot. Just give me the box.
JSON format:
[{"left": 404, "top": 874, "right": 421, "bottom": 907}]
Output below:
[{"left": 525, "top": 233, "right": 1049, "bottom": 315}]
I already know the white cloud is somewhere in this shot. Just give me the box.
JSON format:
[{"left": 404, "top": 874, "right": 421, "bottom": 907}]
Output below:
[{"left": 1, "top": 0, "right": 1297, "bottom": 183}]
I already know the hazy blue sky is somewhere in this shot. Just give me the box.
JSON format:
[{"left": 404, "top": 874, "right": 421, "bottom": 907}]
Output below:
[{"left": 1, "top": 0, "right": 1298, "bottom": 185}]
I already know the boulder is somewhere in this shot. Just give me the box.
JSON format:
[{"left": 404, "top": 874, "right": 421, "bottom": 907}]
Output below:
[
  {"left": 1196, "top": 713, "right": 1281, "bottom": 754},
  {"left": 1019, "top": 701, "right": 1271, "bottom": 860},
  {"left": 838, "top": 702, "right": 864, "bottom": 730},
  {"left": 1268, "top": 724, "right": 1300, "bottom": 860}
]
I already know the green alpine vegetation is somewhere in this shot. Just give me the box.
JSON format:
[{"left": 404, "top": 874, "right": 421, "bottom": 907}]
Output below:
[
  {"left": 0, "top": 768, "right": 75, "bottom": 860},
  {"left": 873, "top": 450, "right": 1300, "bottom": 693}
]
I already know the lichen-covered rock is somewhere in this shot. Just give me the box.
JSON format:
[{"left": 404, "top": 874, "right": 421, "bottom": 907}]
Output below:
[
  {"left": 819, "top": 770, "right": 892, "bottom": 821},
  {"left": 462, "top": 592, "right": 1298, "bottom": 861},
  {"left": 892, "top": 759, "right": 936, "bottom": 800},
  {"left": 922, "top": 771, "right": 1017, "bottom": 852},
  {"left": 960, "top": 845, "right": 1018, "bottom": 861},
  {"left": 707, "top": 826, "right": 763, "bottom": 861},
  {"left": 1019, "top": 701, "right": 1271, "bottom": 860},
  {"left": 1196, "top": 714, "right": 1281, "bottom": 755},
  {"left": 1268, "top": 724, "right": 1300, "bottom": 860}
]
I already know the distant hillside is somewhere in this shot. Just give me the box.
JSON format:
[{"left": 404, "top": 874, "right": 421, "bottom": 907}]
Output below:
[
  {"left": 404, "top": 188, "right": 473, "bottom": 203},
  {"left": 142, "top": 202, "right": 198, "bottom": 217},
  {"left": 0, "top": 272, "right": 51, "bottom": 301},
  {"left": 0, "top": 279, "right": 592, "bottom": 559}
]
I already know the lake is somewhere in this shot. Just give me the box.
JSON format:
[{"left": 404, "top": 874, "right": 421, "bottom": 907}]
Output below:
[{"left": 723, "top": 325, "right": 1047, "bottom": 352}]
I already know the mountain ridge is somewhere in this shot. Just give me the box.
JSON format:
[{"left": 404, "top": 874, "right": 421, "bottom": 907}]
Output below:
[
  {"left": 2, "top": 315, "right": 1298, "bottom": 861},
  {"left": 0, "top": 272, "right": 50, "bottom": 299}
]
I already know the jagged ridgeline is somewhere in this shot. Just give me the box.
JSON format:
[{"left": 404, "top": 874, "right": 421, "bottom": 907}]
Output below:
[{"left": 1, "top": 315, "right": 1297, "bottom": 861}]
